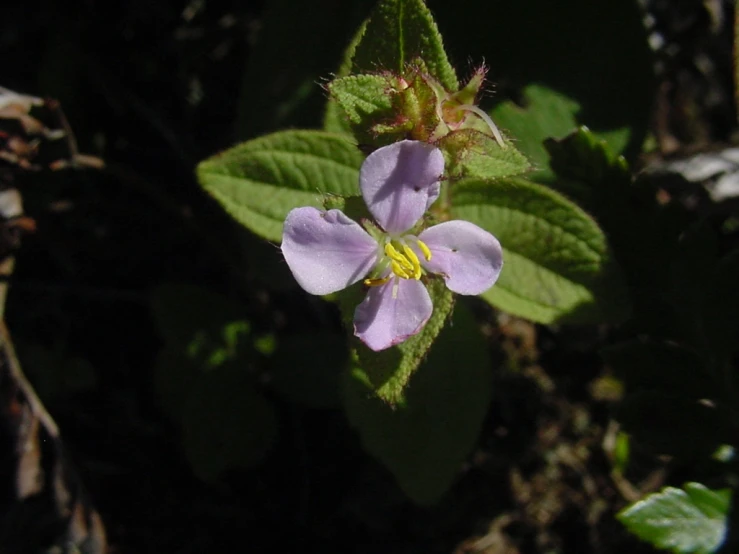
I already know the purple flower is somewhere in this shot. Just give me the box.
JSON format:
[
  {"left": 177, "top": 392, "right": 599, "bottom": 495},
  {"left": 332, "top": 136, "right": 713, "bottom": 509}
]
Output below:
[{"left": 281, "top": 140, "right": 503, "bottom": 351}]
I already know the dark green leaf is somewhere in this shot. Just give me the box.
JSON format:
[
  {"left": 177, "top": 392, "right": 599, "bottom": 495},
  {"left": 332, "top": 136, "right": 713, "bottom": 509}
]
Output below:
[
  {"left": 546, "top": 127, "right": 685, "bottom": 333},
  {"left": 491, "top": 85, "right": 583, "bottom": 181},
  {"left": 343, "top": 304, "right": 491, "bottom": 505}
]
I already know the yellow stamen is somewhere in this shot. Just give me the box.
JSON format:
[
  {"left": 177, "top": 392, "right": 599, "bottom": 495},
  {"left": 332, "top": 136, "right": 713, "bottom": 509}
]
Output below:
[
  {"left": 416, "top": 239, "right": 432, "bottom": 261},
  {"left": 391, "top": 260, "right": 412, "bottom": 279},
  {"left": 402, "top": 245, "right": 422, "bottom": 279},
  {"left": 364, "top": 276, "right": 392, "bottom": 287},
  {"left": 384, "top": 243, "right": 413, "bottom": 270}
]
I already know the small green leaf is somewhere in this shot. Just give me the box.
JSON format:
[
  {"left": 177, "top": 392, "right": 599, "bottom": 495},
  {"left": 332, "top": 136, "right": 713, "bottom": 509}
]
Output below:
[
  {"left": 618, "top": 483, "right": 731, "bottom": 554},
  {"left": 339, "top": 278, "right": 454, "bottom": 405},
  {"left": 182, "top": 367, "right": 277, "bottom": 482},
  {"left": 617, "top": 391, "right": 731, "bottom": 459},
  {"left": 328, "top": 74, "right": 395, "bottom": 137},
  {"left": 491, "top": 85, "right": 580, "bottom": 181},
  {"left": 342, "top": 304, "right": 491, "bottom": 505},
  {"left": 196, "top": 130, "right": 363, "bottom": 241},
  {"left": 352, "top": 0, "right": 457, "bottom": 91},
  {"left": 450, "top": 177, "right": 629, "bottom": 324},
  {"left": 439, "top": 130, "right": 530, "bottom": 180}
]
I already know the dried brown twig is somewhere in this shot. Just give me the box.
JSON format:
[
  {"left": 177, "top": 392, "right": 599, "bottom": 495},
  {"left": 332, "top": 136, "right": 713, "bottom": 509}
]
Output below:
[{"left": 0, "top": 86, "right": 108, "bottom": 554}]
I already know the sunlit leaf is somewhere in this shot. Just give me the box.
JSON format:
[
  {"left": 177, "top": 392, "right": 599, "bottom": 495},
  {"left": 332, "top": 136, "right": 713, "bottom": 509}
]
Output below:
[
  {"left": 618, "top": 483, "right": 731, "bottom": 554},
  {"left": 450, "top": 177, "right": 629, "bottom": 324},
  {"left": 352, "top": 0, "right": 457, "bottom": 91},
  {"left": 197, "top": 130, "right": 363, "bottom": 241}
]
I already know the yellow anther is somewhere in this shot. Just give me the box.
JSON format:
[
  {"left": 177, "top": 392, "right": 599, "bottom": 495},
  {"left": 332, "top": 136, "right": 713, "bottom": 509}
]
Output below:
[
  {"left": 384, "top": 243, "right": 412, "bottom": 270},
  {"left": 402, "top": 245, "right": 420, "bottom": 266},
  {"left": 416, "top": 239, "right": 432, "bottom": 261},
  {"left": 402, "top": 245, "right": 422, "bottom": 279},
  {"left": 391, "top": 260, "right": 412, "bottom": 279},
  {"left": 364, "top": 276, "right": 392, "bottom": 287}
]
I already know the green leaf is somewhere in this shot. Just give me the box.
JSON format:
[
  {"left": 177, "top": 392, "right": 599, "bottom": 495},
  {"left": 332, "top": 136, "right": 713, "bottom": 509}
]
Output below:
[
  {"left": 182, "top": 367, "right": 277, "bottom": 482},
  {"left": 352, "top": 0, "right": 457, "bottom": 91},
  {"left": 618, "top": 483, "right": 731, "bottom": 554},
  {"left": 492, "top": 85, "right": 581, "bottom": 181},
  {"left": 601, "top": 340, "right": 715, "bottom": 400},
  {"left": 329, "top": 74, "right": 394, "bottom": 125},
  {"left": 269, "top": 332, "right": 347, "bottom": 409},
  {"left": 546, "top": 127, "right": 686, "bottom": 334},
  {"left": 492, "top": 86, "right": 632, "bottom": 182},
  {"left": 339, "top": 278, "right": 454, "bottom": 405},
  {"left": 342, "top": 304, "right": 491, "bottom": 505},
  {"left": 616, "top": 391, "right": 731, "bottom": 459},
  {"left": 328, "top": 74, "right": 396, "bottom": 142},
  {"left": 439, "top": 130, "right": 531, "bottom": 180},
  {"left": 196, "top": 130, "right": 363, "bottom": 241},
  {"left": 450, "top": 177, "right": 629, "bottom": 324},
  {"left": 544, "top": 126, "right": 629, "bottom": 207}
]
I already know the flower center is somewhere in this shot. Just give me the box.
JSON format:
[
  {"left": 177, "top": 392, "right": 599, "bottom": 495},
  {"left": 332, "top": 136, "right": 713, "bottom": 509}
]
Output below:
[{"left": 364, "top": 237, "right": 432, "bottom": 287}]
